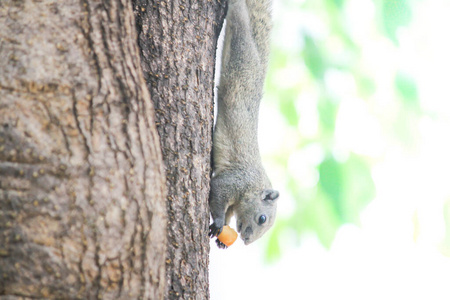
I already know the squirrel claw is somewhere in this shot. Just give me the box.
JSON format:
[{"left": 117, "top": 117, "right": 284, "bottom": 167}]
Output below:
[
  {"left": 215, "top": 238, "right": 228, "bottom": 249},
  {"left": 209, "top": 223, "right": 223, "bottom": 238}
]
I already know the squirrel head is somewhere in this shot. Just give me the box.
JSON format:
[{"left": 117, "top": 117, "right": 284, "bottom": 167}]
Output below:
[{"left": 235, "top": 189, "right": 279, "bottom": 245}]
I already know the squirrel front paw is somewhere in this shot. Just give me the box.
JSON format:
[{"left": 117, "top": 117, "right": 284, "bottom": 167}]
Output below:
[
  {"left": 209, "top": 223, "right": 223, "bottom": 238},
  {"left": 209, "top": 223, "right": 229, "bottom": 249},
  {"left": 215, "top": 238, "right": 228, "bottom": 249}
]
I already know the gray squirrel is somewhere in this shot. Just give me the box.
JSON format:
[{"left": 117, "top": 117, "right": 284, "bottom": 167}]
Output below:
[{"left": 209, "top": 0, "right": 279, "bottom": 248}]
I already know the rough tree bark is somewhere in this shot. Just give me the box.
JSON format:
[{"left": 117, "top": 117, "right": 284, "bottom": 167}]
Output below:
[
  {"left": 0, "top": 1, "right": 166, "bottom": 299},
  {"left": 132, "top": 1, "right": 227, "bottom": 299}
]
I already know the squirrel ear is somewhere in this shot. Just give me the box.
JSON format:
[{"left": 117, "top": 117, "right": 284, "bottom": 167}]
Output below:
[{"left": 262, "top": 189, "right": 279, "bottom": 202}]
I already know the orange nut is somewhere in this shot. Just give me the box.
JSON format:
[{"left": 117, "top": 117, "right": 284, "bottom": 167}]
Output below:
[{"left": 217, "top": 225, "right": 238, "bottom": 247}]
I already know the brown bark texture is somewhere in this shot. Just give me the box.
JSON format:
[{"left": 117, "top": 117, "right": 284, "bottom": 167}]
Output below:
[
  {"left": 0, "top": 1, "right": 166, "bottom": 299},
  {"left": 132, "top": 0, "right": 226, "bottom": 299}
]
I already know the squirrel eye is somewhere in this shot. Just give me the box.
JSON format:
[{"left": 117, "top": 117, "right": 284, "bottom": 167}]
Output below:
[{"left": 258, "top": 215, "right": 267, "bottom": 225}]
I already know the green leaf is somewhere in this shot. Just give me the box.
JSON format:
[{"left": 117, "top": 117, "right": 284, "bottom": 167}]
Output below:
[
  {"left": 395, "top": 71, "right": 419, "bottom": 108},
  {"left": 381, "top": 0, "right": 412, "bottom": 43},
  {"left": 325, "top": 0, "right": 346, "bottom": 10},
  {"left": 318, "top": 154, "right": 375, "bottom": 226},
  {"left": 318, "top": 157, "right": 345, "bottom": 221},
  {"left": 303, "top": 35, "right": 327, "bottom": 80},
  {"left": 279, "top": 94, "right": 299, "bottom": 127},
  {"left": 342, "top": 154, "right": 376, "bottom": 223},
  {"left": 302, "top": 191, "right": 341, "bottom": 248},
  {"left": 318, "top": 96, "right": 338, "bottom": 136}
]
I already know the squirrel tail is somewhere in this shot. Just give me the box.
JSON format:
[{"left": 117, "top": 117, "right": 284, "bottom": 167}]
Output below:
[{"left": 244, "top": 0, "right": 272, "bottom": 64}]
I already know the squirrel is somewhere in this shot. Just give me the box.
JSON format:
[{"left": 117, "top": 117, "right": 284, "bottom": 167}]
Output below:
[{"left": 209, "top": 0, "right": 279, "bottom": 249}]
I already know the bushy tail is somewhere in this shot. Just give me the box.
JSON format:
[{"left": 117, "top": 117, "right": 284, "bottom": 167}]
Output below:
[{"left": 245, "top": 0, "right": 272, "bottom": 65}]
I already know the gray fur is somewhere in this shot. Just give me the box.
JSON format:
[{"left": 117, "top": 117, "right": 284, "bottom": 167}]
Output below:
[{"left": 209, "top": 0, "right": 279, "bottom": 247}]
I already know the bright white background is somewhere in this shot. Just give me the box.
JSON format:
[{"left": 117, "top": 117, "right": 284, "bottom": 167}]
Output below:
[{"left": 210, "top": 0, "right": 450, "bottom": 299}]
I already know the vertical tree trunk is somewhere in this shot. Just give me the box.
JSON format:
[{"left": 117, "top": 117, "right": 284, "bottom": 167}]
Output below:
[
  {"left": 132, "top": 1, "right": 226, "bottom": 299},
  {"left": 0, "top": 1, "right": 166, "bottom": 299}
]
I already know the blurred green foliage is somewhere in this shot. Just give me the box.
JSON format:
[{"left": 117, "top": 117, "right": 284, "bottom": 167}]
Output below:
[
  {"left": 264, "top": 0, "right": 422, "bottom": 262},
  {"left": 380, "top": 0, "right": 412, "bottom": 43},
  {"left": 395, "top": 72, "right": 419, "bottom": 108}
]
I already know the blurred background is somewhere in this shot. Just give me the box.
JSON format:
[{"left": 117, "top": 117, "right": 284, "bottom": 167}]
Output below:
[{"left": 210, "top": 0, "right": 450, "bottom": 299}]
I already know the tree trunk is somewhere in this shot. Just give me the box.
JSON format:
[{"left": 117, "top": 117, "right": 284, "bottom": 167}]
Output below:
[
  {"left": 132, "top": 1, "right": 226, "bottom": 299},
  {"left": 0, "top": 1, "right": 166, "bottom": 299}
]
